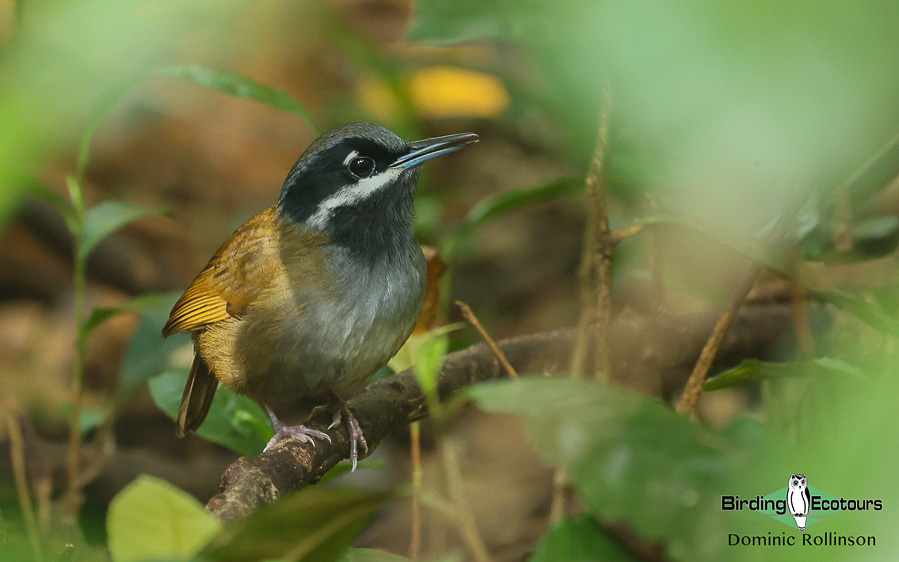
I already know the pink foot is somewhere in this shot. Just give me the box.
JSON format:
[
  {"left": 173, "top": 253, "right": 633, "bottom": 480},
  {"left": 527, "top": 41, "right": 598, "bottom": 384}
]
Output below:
[
  {"left": 328, "top": 408, "right": 368, "bottom": 471},
  {"left": 264, "top": 405, "right": 331, "bottom": 451}
]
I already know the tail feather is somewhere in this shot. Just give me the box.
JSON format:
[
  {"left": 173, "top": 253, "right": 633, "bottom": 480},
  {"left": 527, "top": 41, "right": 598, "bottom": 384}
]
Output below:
[{"left": 176, "top": 355, "right": 218, "bottom": 437}]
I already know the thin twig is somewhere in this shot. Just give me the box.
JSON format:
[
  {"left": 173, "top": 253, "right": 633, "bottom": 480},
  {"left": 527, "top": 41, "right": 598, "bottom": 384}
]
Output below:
[
  {"left": 611, "top": 223, "right": 644, "bottom": 243},
  {"left": 549, "top": 469, "right": 571, "bottom": 524},
  {"left": 675, "top": 268, "right": 764, "bottom": 415},
  {"left": 587, "top": 92, "right": 614, "bottom": 382},
  {"left": 409, "top": 422, "right": 422, "bottom": 560},
  {"left": 6, "top": 410, "right": 44, "bottom": 562},
  {"left": 65, "top": 175, "right": 87, "bottom": 521},
  {"left": 676, "top": 191, "right": 811, "bottom": 415},
  {"left": 570, "top": 190, "right": 599, "bottom": 379},
  {"left": 441, "top": 439, "right": 492, "bottom": 562},
  {"left": 455, "top": 301, "right": 517, "bottom": 379},
  {"left": 788, "top": 247, "right": 815, "bottom": 359}
]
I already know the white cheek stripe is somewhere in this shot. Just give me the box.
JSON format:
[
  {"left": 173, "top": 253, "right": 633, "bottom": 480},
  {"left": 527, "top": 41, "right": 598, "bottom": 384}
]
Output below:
[{"left": 307, "top": 168, "right": 403, "bottom": 229}]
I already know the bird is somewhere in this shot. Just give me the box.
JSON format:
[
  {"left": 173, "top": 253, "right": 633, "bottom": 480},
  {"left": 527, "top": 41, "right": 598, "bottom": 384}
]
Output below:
[
  {"left": 161, "top": 122, "right": 478, "bottom": 469},
  {"left": 787, "top": 473, "right": 810, "bottom": 531}
]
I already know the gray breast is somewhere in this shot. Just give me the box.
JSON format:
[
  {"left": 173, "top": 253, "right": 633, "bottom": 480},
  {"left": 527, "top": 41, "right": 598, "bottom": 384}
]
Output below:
[{"left": 263, "top": 241, "right": 426, "bottom": 398}]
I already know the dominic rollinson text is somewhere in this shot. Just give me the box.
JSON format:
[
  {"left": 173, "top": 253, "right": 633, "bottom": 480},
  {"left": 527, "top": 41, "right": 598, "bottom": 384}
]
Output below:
[{"left": 729, "top": 532, "right": 875, "bottom": 547}]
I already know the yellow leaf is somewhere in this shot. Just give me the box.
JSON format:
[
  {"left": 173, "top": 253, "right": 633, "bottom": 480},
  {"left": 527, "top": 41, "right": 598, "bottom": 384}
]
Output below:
[{"left": 409, "top": 66, "right": 509, "bottom": 118}]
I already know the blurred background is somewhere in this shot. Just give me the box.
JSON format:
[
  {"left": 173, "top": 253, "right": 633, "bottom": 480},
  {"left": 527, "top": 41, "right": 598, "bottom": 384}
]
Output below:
[{"left": 2, "top": 0, "right": 899, "bottom": 560}]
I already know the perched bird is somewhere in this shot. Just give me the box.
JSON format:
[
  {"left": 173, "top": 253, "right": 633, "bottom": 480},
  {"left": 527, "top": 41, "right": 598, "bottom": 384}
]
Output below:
[{"left": 162, "top": 122, "right": 478, "bottom": 468}]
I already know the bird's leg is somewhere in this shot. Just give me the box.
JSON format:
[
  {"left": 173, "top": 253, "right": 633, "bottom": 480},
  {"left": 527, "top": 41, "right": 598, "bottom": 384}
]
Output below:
[
  {"left": 325, "top": 400, "right": 368, "bottom": 471},
  {"left": 263, "top": 404, "right": 331, "bottom": 452}
]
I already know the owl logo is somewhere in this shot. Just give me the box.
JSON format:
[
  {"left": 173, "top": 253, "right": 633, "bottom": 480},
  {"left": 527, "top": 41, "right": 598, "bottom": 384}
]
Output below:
[{"left": 787, "top": 474, "right": 810, "bottom": 531}]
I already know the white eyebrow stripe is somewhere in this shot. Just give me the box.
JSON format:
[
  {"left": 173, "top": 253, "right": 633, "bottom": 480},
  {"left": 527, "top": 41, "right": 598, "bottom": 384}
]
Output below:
[
  {"left": 306, "top": 168, "right": 403, "bottom": 230},
  {"left": 342, "top": 150, "right": 360, "bottom": 166}
]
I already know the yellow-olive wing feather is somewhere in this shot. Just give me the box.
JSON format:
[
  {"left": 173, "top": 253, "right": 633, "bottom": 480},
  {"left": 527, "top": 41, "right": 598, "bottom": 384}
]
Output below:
[{"left": 162, "top": 207, "right": 281, "bottom": 337}]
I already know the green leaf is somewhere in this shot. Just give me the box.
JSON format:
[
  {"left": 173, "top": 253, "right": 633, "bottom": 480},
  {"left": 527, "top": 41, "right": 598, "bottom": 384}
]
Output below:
[
  {"left": 77, "top": 72, "right": 147, "bottom": 183},
  {"left": 60, "top": 403, "right": 108, "bottom": 433},
  {"left": 854, "top": 215, "right": 899, "bottom": 242},
  {"left": 81, "top": 201, "right": 168, "bottom": 259},
  {"left": 149, "top": 370, "right": 271, "bottom": 457},
  {"left": 203, "top": 489, "right": 390, "bottom": 562},
  {"left": 155, "top": 66, "right": 317, "bottom": 131},
  {"left": 443, "top": 178, "right": 581, "bottom": 260},
  {"left": 465, "top": 378, "right": 787, "bottom": 560},
  {"left": 705, "top": 358, "right": 866, "bottom": 391},
  {"left": 409, "top": 0, "right": 547, "bottom": 45},
  {"left": 704, "top": 359, "right": 805, "bottom": 391},
  {"left": 820, "top": 288, "right": 899, "bottom": 338},
  {"left": 117, "top": 292, "right": 188, "bottom": 398},
  {"left": 319, "top": 458, "right": 385, "bottom": 485},
  {"left": 337, "top": 548, "right": 408, "bottom": 562},
  {"left": 77, "top": 66, "right": 316, "bottom": 184},
  {"left": 85, "top": 293, "right": 180, "bottom": 336},
  {"left": 409, "top": 323, "right": 464, "bottom": 414},
  {"left": 107, "top": 475, "right": 222, "bottom": 562},
  {"left": 531, "top": 515, "right": 637, "bottom": 562},
  {"left": 0, "top": 172, "right": 73, "bottom": 233}
]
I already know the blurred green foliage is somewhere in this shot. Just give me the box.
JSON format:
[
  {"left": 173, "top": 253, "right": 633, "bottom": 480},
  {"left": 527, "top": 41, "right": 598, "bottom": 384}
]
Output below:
[
  {"left": 468, "top": 358, "right": 899, "bottom": 560},
  {"left": 531, "top": 515, "right": 637, "bottom": 561},
  {"left": 3, "top": 0, "right": 899, "bottom": 560},
  {"left": 107, "top": 475, "right": 222, "bottom": 562},
  {"left": 202, "top": 489, "right": 390, "bottom": 562},
  {"left": 413, "top": 0, "right": 899, "bottom": 234}
]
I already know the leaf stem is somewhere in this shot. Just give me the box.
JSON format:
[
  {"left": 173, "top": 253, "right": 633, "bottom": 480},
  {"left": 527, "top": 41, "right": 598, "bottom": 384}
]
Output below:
[
  {"left": 6, "top": 410, "right": 44, "bottom": 562},
  {"left": 409, "top": 422, "right": 422, "bottom": 560},
  {"left": 65, "top": 176, "right": 88, "bottom": 520}
]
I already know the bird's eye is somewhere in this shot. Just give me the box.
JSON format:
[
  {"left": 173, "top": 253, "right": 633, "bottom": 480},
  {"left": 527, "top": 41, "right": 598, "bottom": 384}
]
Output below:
[{"left": 348, "top": 156, "right": 376, "bottom": 178}]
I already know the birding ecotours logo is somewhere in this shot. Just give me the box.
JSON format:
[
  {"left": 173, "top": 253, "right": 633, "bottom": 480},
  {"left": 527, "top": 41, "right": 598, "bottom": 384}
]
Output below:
[
  {"left": 721, "top": 474, "right": 883, "bottom": 548},
  {"left": 721, "top": 473, "right": 882, "bottom": 530}
]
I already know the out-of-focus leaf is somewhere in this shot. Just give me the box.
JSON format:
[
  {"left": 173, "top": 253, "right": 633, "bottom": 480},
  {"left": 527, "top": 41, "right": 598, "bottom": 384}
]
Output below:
[
  {"left": 636, "top": 213, "right": 789, "bottom": 273},
  {"left": 855, "top": 215, "right": 899, "bottom": 242},
  {"left": 466, "top": 378, "right": 791, "bottom": 560},
  {"left": 203, "top": 489, "right": 390, "bottom": 562},
  {"left": 704, "top": 358, "right": 865, "bottom": 391},
  {"left": 408, "top": 66, "right": 509, "bottom": 118},
  {"left": 0, "top": 172, "right": 73, "bottom": 232},
  {"left": 531, "top": 515, "right": 637, "bottom": 562},
  {"left": 117, "top": 292, "right": 186, "bottom": 398},
  {"left": 319, "top": 458, "right": 385, "bottom": 485},
  {"left": 444, "top": 178, "right": 581, "bottom": 260},
  {"left": 107, "top": 475, "right": 221, "bottom": 562},
  {"left": 820, "top": 288, "right": 899, "bottom": 338},
  {"left": 60, "top": 403, "right": 107, "bottom": 433},
  {"left": 77, "top": 65, "right": 316, "bottom": 185},
  {"left": 400, "top": 323, "right": 465, "bottom": 416},
  {"left": 85, "top": 293, "right": 179, "bottom": 337},
  {"left": 337, "top": 548, "right": 408, "bottom": 562},
  {"left": 409, "top": 1, "right": 546, "bottom": 45},
  {"left": 81, "top": 201, "right": 169, "bottom": 259},
  {"left": 155, "top": 66, "right": 317, "bottom": 131},
  {"left": 149, "top": 370, "right": 270, "bottom": 457},
  {"left": 76, "top": 72, "right": 147, "bottom": 183}
]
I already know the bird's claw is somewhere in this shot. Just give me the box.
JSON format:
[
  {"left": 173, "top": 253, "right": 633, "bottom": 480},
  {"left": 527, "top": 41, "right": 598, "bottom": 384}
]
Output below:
[
  {"left": 344, "top": 411, "right": 368, "bottom": 472},
  {"left": 264, "top": 424, "right": 331, "bottom": 452}
]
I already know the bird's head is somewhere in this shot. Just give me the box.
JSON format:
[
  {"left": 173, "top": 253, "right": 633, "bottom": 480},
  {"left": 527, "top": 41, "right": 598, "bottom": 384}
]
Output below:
[{"left": 278, "top": 122, "right": 478, "bottom": 245}]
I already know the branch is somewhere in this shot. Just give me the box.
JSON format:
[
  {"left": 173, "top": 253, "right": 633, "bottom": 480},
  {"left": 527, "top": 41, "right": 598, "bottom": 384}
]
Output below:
[{"left": 206, "top": 303, "right": 799, "bottom": 521}]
